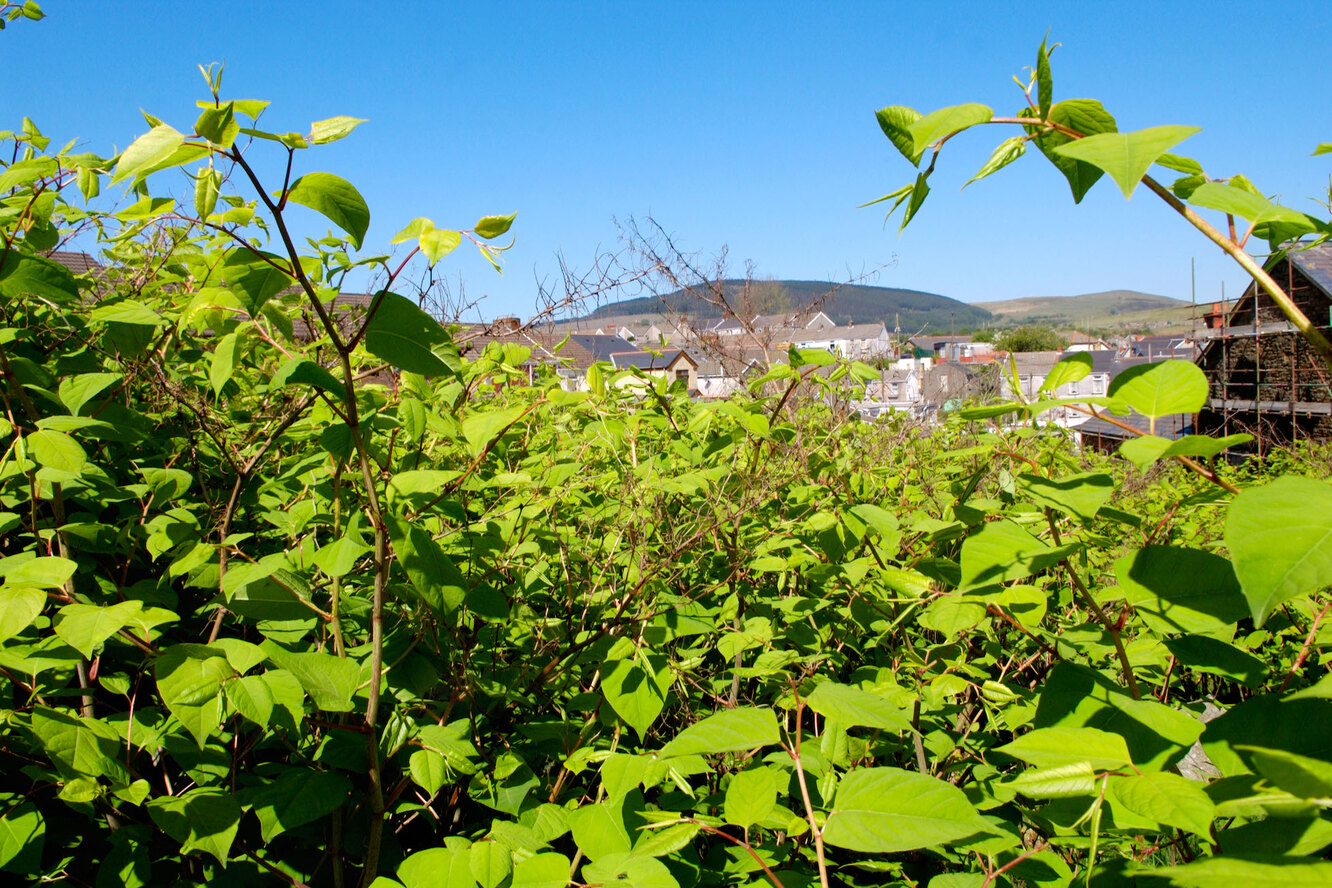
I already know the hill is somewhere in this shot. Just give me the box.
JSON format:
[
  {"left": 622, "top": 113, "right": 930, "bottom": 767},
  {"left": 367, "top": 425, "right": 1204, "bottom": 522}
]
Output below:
[
  {"left": 583, "top": 279, "right": 991, "bottom": 333},
  {"left": 976, "top": 290, "right": 1189, "bottom": 328}
]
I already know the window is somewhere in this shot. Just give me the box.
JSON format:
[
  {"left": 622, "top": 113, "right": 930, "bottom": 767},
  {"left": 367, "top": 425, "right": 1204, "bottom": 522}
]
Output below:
[
  {"left": 1068, "top": 381, "right": 1080, "bottom": 396},
  {"left": 675, "top": 369, "right": 689, "bottom": 383},
  {"left": 1091, "top": 375, "right": 1105, "bottom": 395}
]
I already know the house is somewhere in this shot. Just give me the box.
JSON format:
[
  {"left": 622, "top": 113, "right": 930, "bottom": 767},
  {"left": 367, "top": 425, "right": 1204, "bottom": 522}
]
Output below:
[
  {"left": 609, "top": 349, "right": 699, "bottom": 390},
  {"left": 1059, "top": 331, "right": 1112, "bottom": 352},
  {"left": 1078, "top": 410, "right": 1194, "bottom": 454},
  {"left": 922, "top": 361, "right": 1000, "bottom": 408},
  {"left": 790, "top": 322, "right": 895, "bottom": 361},
  {"left": 1194, "top": 242, "right": 1332, "bottom": 452},
  {"left": 1123, "top": 334, "right": 1198, "bottom": 361},
  {"left": 909, "top": 334, "right": 975, "bottom": 361},
  {"left": 856, "top": 364, "right": 923, "bottom": 418},
  {"left": 694, "top": 350, "right": 765, "bottom": 399}
]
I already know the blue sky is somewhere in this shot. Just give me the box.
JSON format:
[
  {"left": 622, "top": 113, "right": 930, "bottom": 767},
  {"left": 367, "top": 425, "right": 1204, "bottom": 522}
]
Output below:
[{"left": 8, "top": 1, "right": 1331, "bottom": 319}]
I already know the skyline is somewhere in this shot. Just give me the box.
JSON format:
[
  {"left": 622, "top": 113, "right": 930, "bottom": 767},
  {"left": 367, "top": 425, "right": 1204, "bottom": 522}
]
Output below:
[{"left": 7, "top": 1, "right": 1332, "bottom": 319}]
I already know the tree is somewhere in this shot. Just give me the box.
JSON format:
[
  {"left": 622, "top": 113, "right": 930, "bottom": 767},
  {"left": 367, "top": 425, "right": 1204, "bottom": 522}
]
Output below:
[{"left": 995, "top": 324, "right": 1066, "bottom": 352}]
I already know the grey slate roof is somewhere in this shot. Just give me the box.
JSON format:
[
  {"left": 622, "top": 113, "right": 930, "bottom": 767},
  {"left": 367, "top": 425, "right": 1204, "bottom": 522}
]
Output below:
[
  {"left": 610, "top": 349, "right": 696, "bottom": 370},
  {"left": 1290, "top": 242, "right": 1332, "bottom": 299}
]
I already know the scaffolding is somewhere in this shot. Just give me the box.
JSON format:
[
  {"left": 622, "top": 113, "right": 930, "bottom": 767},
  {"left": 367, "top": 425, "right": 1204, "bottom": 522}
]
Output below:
[{"left": 1196, "top": 256, "right": 1332, "bottom": 457}]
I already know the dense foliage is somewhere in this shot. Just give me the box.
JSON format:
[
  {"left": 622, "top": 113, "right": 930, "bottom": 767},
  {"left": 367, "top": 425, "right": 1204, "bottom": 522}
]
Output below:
[
  {"left": 993, "top": 327, "right": 1068, "bottom": 354},
  {"left": 2, "top": 18, "right": 1331, "bottom": 888}
]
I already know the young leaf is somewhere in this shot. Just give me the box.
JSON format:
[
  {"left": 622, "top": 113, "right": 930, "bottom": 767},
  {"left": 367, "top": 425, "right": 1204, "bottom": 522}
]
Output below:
[
  {"left": 194, "top": 103, "right": 238, "bottom": 148},
  {"left": 1052, "top": 125, "right": 1201, "bottom": 197},
  {"left": 876, "top": 105, "right": 924, "bottom": 166},
  {"left": 308, "top": 116, "right": 367, "bottom": 145},
  {"left": 209, "top": 333, "right": 240, "bottom": 396},
  {"left": 1225, "top": 476, "right": 1332, "bottom": 626},
  {"left": 963, "top": 136, "right": 1026, "bottom": 189},
  {"left": 111, "top": 124, "right": 185, "bottom": 185},
  {"left": 1040, "top": 352, "right": 1092, "bottom": 392},
  {"left": 194, "top": 166, "right": 221, "bottom": 218},
  {"left": 1036, "top": 36, "right": 1053, "bottom": 118},
  {"left": 284, "top": 172, "right": 370, "bottom": 248},
  {"left": 419, "top": 224, "right": 461, "bottom": 263},
  {"left": 907, "top": 103, "right": 994, "bottom": 154},
  {"left": 473, "top": 213, "right": 516, "bottom": 239}
]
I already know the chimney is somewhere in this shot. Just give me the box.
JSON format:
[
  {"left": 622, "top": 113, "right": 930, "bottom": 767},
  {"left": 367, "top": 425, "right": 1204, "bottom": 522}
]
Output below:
[{"left": 495, "top": 316, "right": 521, "bottom": 333}]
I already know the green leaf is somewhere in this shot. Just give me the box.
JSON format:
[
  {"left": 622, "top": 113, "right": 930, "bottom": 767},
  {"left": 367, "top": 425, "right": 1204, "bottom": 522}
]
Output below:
[
  {"left": 510, "top": 852, "right": 570, "bottom": 888},
  {"left": 900, "top": 171, "right": 930, "bottom": 232},
  {"left": 601, "top": 639, "right": 673, "bottom": 741},
  {"left": 1164, "top": 635, "right": 1266, "bottom": 688},
  {"left": 959, "top": 519, "right": 1070, "bottom": 588},
  {"left": 1189, "top": 182, "right": 1317, "bottom": 233},
  {"left": 1119, "top": 432, "right": 1253, "bottom": 469},
  {"left": 1017, "top": 472, "right": 1114, "bottom": 523},
  {"left": 1008, "top": 762, "right": 1097, "bottom": 798},
  {"left": 1109, "top": 772, "right": 1215, "bottom": 834},
  {"left": 194, "top": 103, "right": 238, "bottom": 148},
  {"left": 580, "top": 854, "right": 677, "bottom": 888},
  {"left": 89, "top": 299, "right": 165, "bottom": 326},
  {"left": 0, "top": 555, "right": 75, "bottom": 588},
  {"left": 998, "top": 726, "right": 1133, "bottom": 770},
  {"left": 822, "top": 767, "right": 986, "bottom": 853},
  {"left": 1150, "top": 856, "right": 1332, "bottom": 888},
  {"left": 1033, "top": 663, "right": 1203, "bottom": 771},
  {"left": 0, "top": 586, "right": 45, "bottom": 642},
  {"left": 272, "top": 357, "right": 344, "bottom": 398},
  {"left": 469, "top": 842, "right": 511, "bottom": 888},
  {"left": 1239, "top": 745, "right": 1332, "bottom": 799},
  {"left": 226, "top": 674, "right": 277, "bottom": 727},
  {"left": 26, "top": 429, "right": 87, "bottom": 474},
  {"left": 876, "top": 105, "right": 924, "bottom": 166},
  {"left": 209, "top": 333, "right": 240, "bottom": 396},
  {"left": 284, "top": 172, "right": 370, "bottom": 248},
  {"left": 58, "top": 372, "right": 121, "bottom": 415},
  {"left": 723, "top": 767, "right": 779, "bottom": 830},
  {"left": 1027, "top": 99, "right": 1118, "bottom": 202},
  {"left": 387, "top": 515, "right": 467, "bottom": 615},
  {"left": 1107, "top": 359, "right": 1207, "bottom": 418},
  {"left": 29, "top": 707, "right": 130, "bottom": 783},
  {"left": 420, "top": 225, "right": 462, "bottom": 263},
  {"left": 963, "top": 137, "right": 1026, "bottom": 189},
  {"left": 1040, "top": 352, "right": 1092, "bottom": 392},
  {"left": 1036, "top": 36, "right": 1053, "bottom": 118},
  {"left": 147, "top": 788, "right": 241, "bottom": 865},
  {"left": 1157, "top": 153, "right": 1204, "bottom": 174},
  {"left": 0, "top": 251, "right": 80, "bottom": 303},
  {"left": 263, "top": 645, "right": 360, "bottom": 712},
  {"left": 54, "top": 601, "right": 143, "bottom": 658},
  {"left": 1116, "top": 546, "right": 1248, "bottom": 635},
  {"left": 195, "top": 166, "right": 221, "bottom": 218},
  {"left": 111, "top": 124, "right": 185, "bottom": 184},
  {"left": 570, "top": 800, "right": 632, "bottom": 859},
  {"left": 474, "top": 213, "right": 516, "bottom": 239},
  {"left": 0, "top": 802, "right": 43, "bottom": 874},
  {"left": 312, "top": 532, "right": 370, "bottom": 578},
  {"left": 1225, "top": 476, "right": 1332, "bottom": 626},
  {"left": 907, "top": 103, "right": 993, "bottom": 154},
  {"left": 308, "top": 116, "right": 367, "bottom": 144},
  {"left": 155, "top": 646, "right": 235, "bottom": 747},
  {"left": 461, "top": 405, "right": 528, "bottom": 458},
  {"left": 1053, "top": 125, "right": 1200, "bottom": 197},
  {"left": 244, "top": 769, "right": 350, "bottom": 842},
  {"left": 806, "top": 681, "right": 911, "bottom": 732},
  {"left": 363, "top": 291, "right": 459, "bottom": 377},
  {"left": 659, "top": 707, "right": 779, "bottom": 758}
]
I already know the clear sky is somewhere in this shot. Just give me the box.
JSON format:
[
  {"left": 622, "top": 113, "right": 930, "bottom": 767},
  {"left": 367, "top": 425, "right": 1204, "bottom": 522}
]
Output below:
[{"left": 7, "top": 1, "right": 1331, "bottom": 319}]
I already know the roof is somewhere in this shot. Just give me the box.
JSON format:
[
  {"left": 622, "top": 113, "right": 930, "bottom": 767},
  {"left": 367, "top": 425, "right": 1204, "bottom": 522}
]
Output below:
[
  {"left": 1079, "top": 411, "right": 1193, "bottom": 441},
  {"left": 568, "top": 333, "right": 638, "bottom": 364},
  {"left": 1288, "top": 242, "right": 1332, "bottom": 299},
  {"left": 1005, "top": 350, "right": 1064, "bottom": 376},
  {"left": 45, "top": 250, "right": 104, "bottom": 276},
  {"left": 609, "top": 349, "right": 697, "bottom": 371}
]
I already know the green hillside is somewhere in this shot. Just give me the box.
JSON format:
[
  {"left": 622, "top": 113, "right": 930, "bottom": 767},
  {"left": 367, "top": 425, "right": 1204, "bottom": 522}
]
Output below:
[
  {"left": 976, "top": 290, "right": 1189, "bottom": 327},
  {"left": 585, "top": 279, "right": 991, "bottom": 333}
]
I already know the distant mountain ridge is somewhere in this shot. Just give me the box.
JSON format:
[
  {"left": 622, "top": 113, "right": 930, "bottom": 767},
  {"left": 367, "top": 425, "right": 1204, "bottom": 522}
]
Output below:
[
  {"left": 976, "top": 290, "right": 1189, "bottom": 325},
  {"left": 581, "top": 279, "right": 991, "bottom": 333}
]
